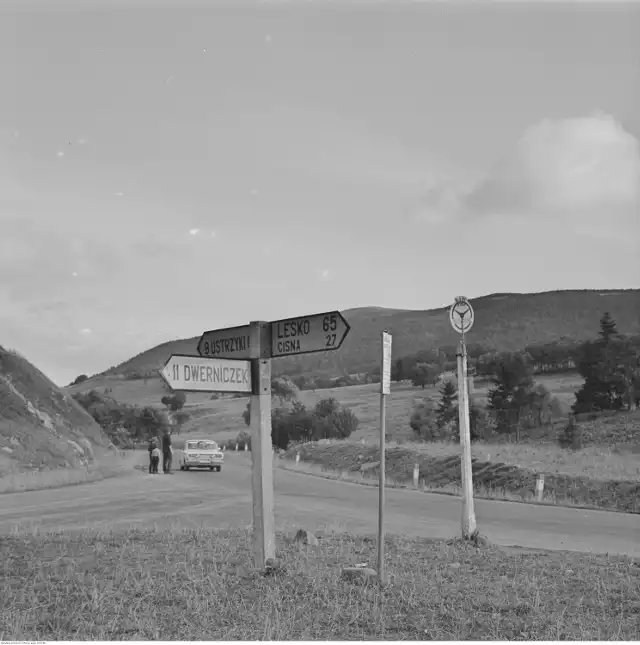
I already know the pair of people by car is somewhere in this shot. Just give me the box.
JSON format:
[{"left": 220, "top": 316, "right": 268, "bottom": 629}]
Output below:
[{"left": 148, "top": 430, "right": 173, "bottom": 474}]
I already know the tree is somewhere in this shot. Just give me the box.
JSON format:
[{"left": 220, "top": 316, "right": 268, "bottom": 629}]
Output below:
[
  {"left": 242, "top": 376, "right": 300, "bottom": 426},
  {"left": 598, "top": 311, "right": 618, "bottom": 344},
  {"left": 436, "top": 380, "right": 458, "bottom": 429},
  {"left": 161, "top": 392, "right": 186, "bottom": 412},
  {"left": 410, "top": 363, "right": 439, "bottom": 389},
  {"left": 487, "top": 352, "right": 536, "bottom": 437},
  {"left": 71, "top": 374, "right": 88, "bottom": 386},
  {"left": 573, "top": 314, "right": 638, "bottom": 414},
  {"left": 409, "top": 400, "right": 443, "bottom": 441},
  {"left": 173, "top": 410, "right": 189, "bottom": 434},
  {"left": 392, "top": 358, "right": 404, "bottom": 382},
  {"left": 271, "top": 376, "right": 299, "bottom": 405}
]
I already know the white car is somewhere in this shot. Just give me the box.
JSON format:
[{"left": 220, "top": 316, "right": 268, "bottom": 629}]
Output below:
[{"left": 180, "top": 439, "right": 224, "bottom": 472}]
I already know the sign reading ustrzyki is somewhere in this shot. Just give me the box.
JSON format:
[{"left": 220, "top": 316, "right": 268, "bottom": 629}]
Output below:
[
  {"left": 160, "top": 354, "right": 251, "bottom": 393},
  {"left": 270, "top": 311, "right": 351, "bottom": 357},
  {"left": 197, "top": 324, "right": 252, "bottom": 360}
]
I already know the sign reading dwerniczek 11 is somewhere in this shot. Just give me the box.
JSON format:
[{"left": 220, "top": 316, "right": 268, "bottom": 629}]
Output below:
[{"left": 160, "top": 354, "right": 252, "bottom": 393}]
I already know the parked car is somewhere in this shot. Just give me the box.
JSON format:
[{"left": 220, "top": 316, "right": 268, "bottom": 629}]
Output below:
[{"left": 180, "top": 439, "right": 224, "bottom": 472}]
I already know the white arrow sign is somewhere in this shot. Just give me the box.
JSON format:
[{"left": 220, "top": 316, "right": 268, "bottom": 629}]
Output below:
[
  {"left": 160, "top": 354, "right": 252, "bottom": 393},
  {"left": 449, "top": 296, "right": 474, "bottom": 334}
]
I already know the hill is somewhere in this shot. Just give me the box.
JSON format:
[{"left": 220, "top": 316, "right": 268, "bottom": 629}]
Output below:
[
  {"left": 88, "top": 289, "right": 640, "bottom": 383},
  {"left": 0, "top": 345, "right": 111, "bottom": 475}
]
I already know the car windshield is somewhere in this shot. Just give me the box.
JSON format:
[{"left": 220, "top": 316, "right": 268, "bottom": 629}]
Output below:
[{"left": 186, "top": 441, "right": 218, "bottom": 451}]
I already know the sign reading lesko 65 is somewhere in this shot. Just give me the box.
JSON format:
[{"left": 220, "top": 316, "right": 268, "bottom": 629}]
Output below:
[{"left": 270, "top": 311, "right": 351, "bottom": 357}]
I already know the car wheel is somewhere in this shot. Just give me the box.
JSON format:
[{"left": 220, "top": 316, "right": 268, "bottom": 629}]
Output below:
[
  {"left": 209, "top": 466, "right": 214, "bottom": 471},
  {"left": 185, "top": 466, "right": 190, "bottom": 471},
  {"left": 216, "top": 466, "right": 222, "bottom": 472}
]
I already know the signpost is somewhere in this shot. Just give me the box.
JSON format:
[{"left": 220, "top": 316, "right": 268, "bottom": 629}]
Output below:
[
  {"left": 449, "top": 296, "right": 477, "bottom": 539},
  {"left": 270, "top": 311, "right": 350, "bottom": 357},
  {"left": 168, "top": 309, "right": 352, "bottom": 569},
  {"left": 160, "top": 354, "right": 252, "bottom": 393},
  {"left": 378, "top": 330, "right": 392, "bottom": 584}
]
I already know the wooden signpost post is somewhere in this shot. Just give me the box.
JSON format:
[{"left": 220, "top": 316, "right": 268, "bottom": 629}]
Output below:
[
  {"left": 157, "top": 310, "right": 353, "bottom": 569},
  {"left": 449, "top": 296, "right": 477, "bottom": 539}
]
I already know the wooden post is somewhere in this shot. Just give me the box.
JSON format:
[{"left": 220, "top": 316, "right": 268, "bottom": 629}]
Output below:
[
  {"left": 249, "top": 321, "right": 275, "bottom": 569},
  {"left": 457, "top": 340, "right": 476, "bottom": 538}
]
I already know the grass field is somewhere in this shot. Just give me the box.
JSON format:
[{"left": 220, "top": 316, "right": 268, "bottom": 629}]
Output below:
[
  {"left": 135, "top": 372, "right": 583, "bottom": 444},
  {"left": 1, "top": 525, "right": 638, "bottom": 640},
  {"left": 280, "top": 440, "right": 640, "bottom": 513}
]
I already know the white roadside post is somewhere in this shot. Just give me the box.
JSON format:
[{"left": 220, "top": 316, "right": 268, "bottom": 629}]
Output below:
[
  {"left": 536, "top": 474, "right": 545, "bottom": 502},
  {"left": 248, "top": 321, "right": 276, "bottom": 570},
  {"left": 450, "top": 296, "right": 477, "bottom": 539},
  {"left": 413, "top": 463, "right": 419, "bottom": 489},
  {"left": 378, "top": 330, "right": 392, "bottom": 584}
]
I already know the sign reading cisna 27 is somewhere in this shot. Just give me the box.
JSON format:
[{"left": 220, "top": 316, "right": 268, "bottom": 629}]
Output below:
[{"left": 270, "top": 311, "right": 351, "bottom": 357}]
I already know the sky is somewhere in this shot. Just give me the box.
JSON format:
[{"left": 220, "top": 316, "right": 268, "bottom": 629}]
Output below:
[{"left": 1, "top": 1, "right": 639, "bottom": 386}]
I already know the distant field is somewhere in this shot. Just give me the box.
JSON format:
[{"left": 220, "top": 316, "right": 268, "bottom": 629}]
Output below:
[
  {"left": 172, "top": 373, "right": 584, "bottom": 443},
  {"left": 68, "top": 372, "right": 584, "bottom": 445}
]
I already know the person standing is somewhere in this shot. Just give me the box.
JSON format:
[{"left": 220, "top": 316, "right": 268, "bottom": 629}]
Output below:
[
  {"left": 162, "top": 428, "right": 173, "bottom": 474},
  {"left": 148, "top": 436, "right": 158, "bottom": 474},
  {"left": 150, "top": 446, "right": 161, "bottom": 474}
]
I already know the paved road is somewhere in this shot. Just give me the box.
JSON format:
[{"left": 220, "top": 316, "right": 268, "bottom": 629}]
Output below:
[{"left": 1, "top": 454, "right": 638, "bottom": 557}]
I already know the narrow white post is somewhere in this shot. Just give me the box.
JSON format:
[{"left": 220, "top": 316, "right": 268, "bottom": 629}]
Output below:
[
  {"left": 536, "top": 474, "right": 545, "bottom": 502},
  {"left": 457, "top": 340, "right": 476, "bottom": 538},
  {"left": 413, "top": 463, "right": 419, "bottom": 489},
  {"left": 249, "top": 321, "right": 276, "bottom": 569},
  {"left": 295, "top": 453, "right": 300, "bottom": 464},
  {"left": 235, "top": 443, "right": 239, "bottom": 451},
  {"left": 378, "top": 330, "right": 392, "bottom": 584},
  {"left": 244, "top": 443, "right": 249, "bottom": 452}
]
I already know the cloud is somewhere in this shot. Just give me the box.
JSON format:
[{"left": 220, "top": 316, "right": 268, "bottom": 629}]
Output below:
[
  {"left": 416, "top": 113, "right": 640, "bottom": 237},
  {"left": 318, "top": 269, "right": 330, "bottom": 280},
  {"left": 79, "top": 328, "right": 92, "bottom": 336},
  {"left": 56, "top": 151, "right": 65, "bottom": 158},
  {"left": 189, "top": 228, "right": 200, "bottom": 236}
]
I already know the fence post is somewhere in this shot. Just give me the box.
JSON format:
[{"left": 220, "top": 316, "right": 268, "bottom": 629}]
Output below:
[{"left": 536, "top": 474, "right": 545, "bottom": 502}]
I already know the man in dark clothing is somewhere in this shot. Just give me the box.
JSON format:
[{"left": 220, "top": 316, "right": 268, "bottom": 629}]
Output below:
[{"left": 161, "top": 429, "right": 173, "bottom": 474}]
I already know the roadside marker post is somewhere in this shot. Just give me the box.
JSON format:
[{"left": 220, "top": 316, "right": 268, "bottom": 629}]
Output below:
[
  {"left": 413, "top": 463, "right": 419, "bottom": 489},
  {"left": 450, "top": 296, "right": 477, "bottom": 539},
  {"left": 536, "top": 474, "right": 545, "bottom": 502},
  {"left": 378, "top": 330, "right": 392, "bottom": 584}
]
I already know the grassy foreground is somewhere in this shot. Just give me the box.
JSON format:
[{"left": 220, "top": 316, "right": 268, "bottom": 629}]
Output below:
[
  {"left": 283, "top": 442, "right": 640, "bottom": 514},
  {"left": 1, "top": 527, "right": 638, "bottom": 640}
]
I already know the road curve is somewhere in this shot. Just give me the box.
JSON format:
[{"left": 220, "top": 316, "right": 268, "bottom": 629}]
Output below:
[{"left": 1, "top": 454, "right": 638, "bottom": 557}]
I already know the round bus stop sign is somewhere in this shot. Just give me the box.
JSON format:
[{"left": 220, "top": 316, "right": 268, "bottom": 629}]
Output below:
[{"left": 449, "top": 296, "right": 474, "bottom": 334}]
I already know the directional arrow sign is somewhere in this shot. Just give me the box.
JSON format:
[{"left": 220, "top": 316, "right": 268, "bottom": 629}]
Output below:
[
  {"left": 197, "top": 324, "right": 252, "bottom": 359},
  {"left": 270, "top": 311, "right": 350, "bottom": 357},
  {"left": 160, "top": 354, "right": 252, "bottom": 393}
]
